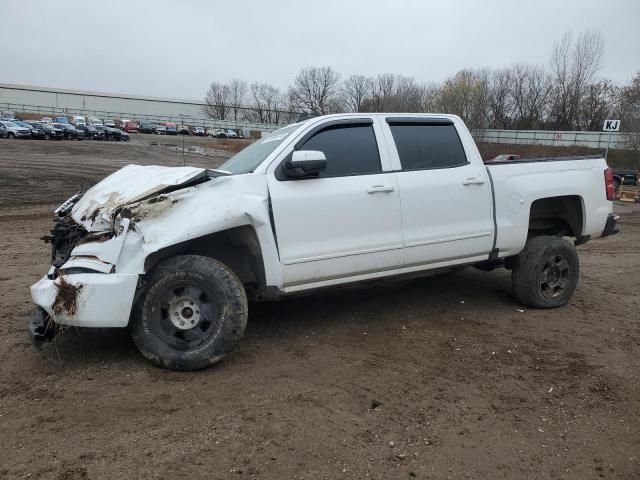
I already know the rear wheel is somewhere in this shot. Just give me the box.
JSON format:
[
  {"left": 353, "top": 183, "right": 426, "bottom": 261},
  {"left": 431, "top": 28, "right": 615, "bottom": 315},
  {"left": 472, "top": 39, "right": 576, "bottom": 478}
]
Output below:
[
  {"left": 7, "top": 132, "right": 15, "bottom": 139},
  {"left": 129, "top": 255, "right": 248, "bottom": 370},
  {"left": 511, "top": 236, "right": 579, "bottom": 308}
]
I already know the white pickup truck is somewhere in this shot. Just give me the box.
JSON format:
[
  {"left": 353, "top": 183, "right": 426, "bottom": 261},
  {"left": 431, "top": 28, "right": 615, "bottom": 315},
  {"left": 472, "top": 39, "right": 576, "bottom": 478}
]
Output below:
[{"left": 30, "top": 113, "right": 619, "bottom": 370}]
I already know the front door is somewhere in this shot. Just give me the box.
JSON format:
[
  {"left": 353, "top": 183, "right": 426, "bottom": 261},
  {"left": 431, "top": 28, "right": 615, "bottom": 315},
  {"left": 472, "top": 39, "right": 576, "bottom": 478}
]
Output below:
[{"left": 267, "top": 120, "right": 404, "bottom": 288}]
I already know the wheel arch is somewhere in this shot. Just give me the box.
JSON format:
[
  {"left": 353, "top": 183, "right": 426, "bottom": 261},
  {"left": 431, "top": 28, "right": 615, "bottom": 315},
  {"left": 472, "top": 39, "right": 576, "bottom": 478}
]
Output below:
[
  {"left": 143, "top": 225, "right": 268, "bottom": 300},
  {"left": 528, "top": 195, "right": 585, "bottom": 239}
]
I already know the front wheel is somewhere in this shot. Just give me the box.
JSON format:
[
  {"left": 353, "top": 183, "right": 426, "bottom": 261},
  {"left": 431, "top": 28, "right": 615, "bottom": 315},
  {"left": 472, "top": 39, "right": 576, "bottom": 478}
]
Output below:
[
  {"left": 511, "top": 236, "right": 579, "bottom": 308},
  {"left": 129, "top": 255, "right": 248, "bottom": 370}
]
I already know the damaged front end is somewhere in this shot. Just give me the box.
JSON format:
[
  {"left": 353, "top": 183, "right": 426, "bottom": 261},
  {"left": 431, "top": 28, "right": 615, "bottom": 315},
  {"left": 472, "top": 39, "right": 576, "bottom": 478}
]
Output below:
[
  {"left": 29, "top": 163, "right": 269, "bottom": 350},
  {"left": 29, "top": 164, "right": 224, "bottom": 346}
]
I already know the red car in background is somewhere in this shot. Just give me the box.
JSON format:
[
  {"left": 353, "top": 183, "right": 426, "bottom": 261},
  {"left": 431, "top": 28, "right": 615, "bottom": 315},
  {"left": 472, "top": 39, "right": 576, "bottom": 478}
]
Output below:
[{"left": 123, "top": 121, "right": 139, "bottom": 133}]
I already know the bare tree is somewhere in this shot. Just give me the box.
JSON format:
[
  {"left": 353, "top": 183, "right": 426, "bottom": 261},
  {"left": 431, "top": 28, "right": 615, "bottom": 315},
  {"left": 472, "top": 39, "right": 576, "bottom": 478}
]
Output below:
[
  {"left": 576, "top": 79, "right": 617, "bottom": 130},
  {"left": 510, "top": 64, "right": 552, "bottom": 129},
  {"left": 392, "top": 75, "right": 424, "bottom": 112},
  {"left": 549, "top": 30, "right": 605, "bottom": 129},
  {"left": 342, "top": 75, "right": 372, "bottom": 112},
  {"left": 248, "top": 82, "right": 287, "bottom": 124},
  {"left": 288, "top": 66, "right": 341, "bottom": 115},
  {"left": 228, "top": 79, "right": 248, "bottom": 122},
  {"left": 204, "top": 82, "right": 231, "bottom": 120},
  {"left": 487, "top": 68, "right": 513, "bottom": 128},
  {"left": 420, "top": 83, "right": 440, "bottom": 112},
  {"left": 368, "top": 73, "right": 396, "bottom": 111},
  {"left": 618, "top": 72, "right": 640, "bottom": 167},
  {"left": 436, "top": 69, "right": 489, "bottom": 129}
]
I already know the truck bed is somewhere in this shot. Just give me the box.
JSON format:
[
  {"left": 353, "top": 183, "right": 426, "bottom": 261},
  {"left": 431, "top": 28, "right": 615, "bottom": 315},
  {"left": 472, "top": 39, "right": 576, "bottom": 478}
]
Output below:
[{"left": 485, "top": 154, "right": 602, "bottom": 165}]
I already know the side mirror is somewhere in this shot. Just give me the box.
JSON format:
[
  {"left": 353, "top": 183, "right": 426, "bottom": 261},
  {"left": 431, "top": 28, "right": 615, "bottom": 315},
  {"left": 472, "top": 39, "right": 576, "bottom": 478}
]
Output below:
[{"left": 284, "top": 150, "right": 327, "bottom": 178}]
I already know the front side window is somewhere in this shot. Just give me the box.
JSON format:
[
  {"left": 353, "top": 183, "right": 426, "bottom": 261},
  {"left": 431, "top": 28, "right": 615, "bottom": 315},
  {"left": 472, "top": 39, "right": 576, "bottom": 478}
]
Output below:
[
  {"left": 299, "top": 124, "right": 381, "bottom": 177},
  {"left": 389, "top": 122, "right": 468, "bottom": 170}
]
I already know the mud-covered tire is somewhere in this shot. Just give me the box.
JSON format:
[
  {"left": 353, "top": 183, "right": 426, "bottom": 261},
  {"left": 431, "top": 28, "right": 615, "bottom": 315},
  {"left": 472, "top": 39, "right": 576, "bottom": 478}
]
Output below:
[
  {"left": 511, "top": 236, "right": 579, "bottom": 309},
  {"left": 129, "top": 255, "right": 248, "bottom": 370}
]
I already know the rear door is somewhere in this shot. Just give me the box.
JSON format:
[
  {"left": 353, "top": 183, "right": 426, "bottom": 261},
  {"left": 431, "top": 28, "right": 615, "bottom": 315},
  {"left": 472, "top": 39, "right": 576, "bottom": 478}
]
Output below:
[
  {"left": 382, "top": 117, "right": 494, "bottom": 266},
  {"left": 267, "top": 119, "right": 404, "bottom": 288}
]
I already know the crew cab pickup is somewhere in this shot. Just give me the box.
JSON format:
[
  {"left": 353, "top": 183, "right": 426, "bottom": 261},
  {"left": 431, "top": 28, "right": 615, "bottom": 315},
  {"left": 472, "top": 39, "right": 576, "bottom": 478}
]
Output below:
[{"left": 29, "top": 114, "right": 619, "bottom": 370}]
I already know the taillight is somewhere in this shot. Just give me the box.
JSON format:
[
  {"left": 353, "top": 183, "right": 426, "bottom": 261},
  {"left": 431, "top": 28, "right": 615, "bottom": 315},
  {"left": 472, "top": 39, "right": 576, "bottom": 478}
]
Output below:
[{"left": 604, "top": 167, "right": 614, "bottom": 201}]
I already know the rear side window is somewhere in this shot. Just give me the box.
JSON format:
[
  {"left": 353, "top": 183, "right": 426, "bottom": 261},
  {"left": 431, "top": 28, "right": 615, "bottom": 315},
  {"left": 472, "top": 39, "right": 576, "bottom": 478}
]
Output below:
[
  {"left": 389, "top": 122, "right": 468, "bottom": 170},
  {"left": 300, "top": 124, "right": 381, "bottom": 177}
]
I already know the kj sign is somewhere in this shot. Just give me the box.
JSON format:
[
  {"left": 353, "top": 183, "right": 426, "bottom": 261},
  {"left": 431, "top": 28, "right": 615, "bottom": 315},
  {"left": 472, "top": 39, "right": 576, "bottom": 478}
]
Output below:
[{"left": 603, "top": 119, "right": 620, "bottom": 131}]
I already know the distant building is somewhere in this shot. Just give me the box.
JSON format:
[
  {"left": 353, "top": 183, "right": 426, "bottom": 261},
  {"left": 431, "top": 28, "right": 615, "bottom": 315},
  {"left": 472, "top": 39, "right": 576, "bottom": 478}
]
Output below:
[{"left": 0, "top": 83, "right": 208, "bottom": 120}]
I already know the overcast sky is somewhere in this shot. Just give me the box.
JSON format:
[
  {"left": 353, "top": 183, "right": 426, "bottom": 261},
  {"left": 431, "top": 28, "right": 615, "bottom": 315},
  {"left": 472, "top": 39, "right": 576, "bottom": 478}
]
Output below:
[{"left": 3, "top": 0, "right": 639, "bottom": 100}]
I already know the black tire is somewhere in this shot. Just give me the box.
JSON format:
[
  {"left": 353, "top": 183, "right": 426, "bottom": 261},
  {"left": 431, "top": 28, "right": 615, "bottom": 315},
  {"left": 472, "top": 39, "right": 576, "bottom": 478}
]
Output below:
[
  {"left": 511, "top": 236, "right": 579, "bottom": 309},
  {"left": 613, "top": 177, "right": 621, "bottom": 192},
  {"left": 129, "top": 255, "right": 248, "bottom": 370},
  {"left": 7, "top": 132, "right": 15, "bottom": 139},
  {"left": 44, "top": 133, "right": 51, "bottom": 140}
]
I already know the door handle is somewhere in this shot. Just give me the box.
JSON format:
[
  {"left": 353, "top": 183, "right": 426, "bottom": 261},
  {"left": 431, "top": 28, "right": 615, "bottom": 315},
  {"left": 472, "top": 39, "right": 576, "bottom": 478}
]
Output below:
[
  {"left": 367, "top": 185, "right": 395, "bottom": 194},
  {"left": 462, "top": 177, "right": 486, "bottom": 186}
]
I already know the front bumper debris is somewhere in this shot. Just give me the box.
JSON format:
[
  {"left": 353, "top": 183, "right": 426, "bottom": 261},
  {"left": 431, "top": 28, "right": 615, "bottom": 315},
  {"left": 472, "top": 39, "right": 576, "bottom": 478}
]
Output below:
[
  {"left": 601, "top": 213, "right": 620, "bottom": 237},
  {"left": 29, "top": 307, "right": 57, "bottom": 348}
]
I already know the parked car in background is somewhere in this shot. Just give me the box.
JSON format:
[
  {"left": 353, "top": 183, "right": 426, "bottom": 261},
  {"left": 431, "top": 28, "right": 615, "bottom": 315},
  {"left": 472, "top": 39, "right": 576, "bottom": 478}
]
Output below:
[
  {"left": 155, "top": 125, "right": 167, "bottom": 135},
  {"left": 12, "top": 120, "right": 43, "bottom": 139},
  {"left": 179, "top": 125, "right": 190, "bottom": 135},
  {"left": 119, "top": 129, "right": 130, "bottom": 141},
  {"left": 486, "top": 154, "right": 521, "bottom": 163},
  {"left": 104, "top": 120, "right": 116, "bottom": 128},
  {"left": 54, "top": 116, "right": 70, "bottom": 124},
  {"left": 35, "top": 121, "right": 65, "bottom": 140},
  {"left": 71, "top": 115, "right": 87, "bottom": 126},
  {"left": 95, "top": 125, "right": 126, "bottom": 141},
  {"left": 165, "top": 123, "right": 178, "bottom": 135},
  {"left": 53, "top": 123, "right": 84, "bottom": 140},
  {"left": 226, "top": 129, "right": 238, "bottom": 138},
  {"left": 208, "top": 128, "right": 227, "bottom": 138},
  {"left": 123, "top": 121, "right": 138, "bottom": 133},
  {"left": 90, "top": 118, "right": 103, "bottom": 126},
  {"left": 22, "top": 121, "right": 46, "bottom": 139},
  {"left": 76, "top": 124, "right": 105, "bottom": 140},
  {"left": 194, "top": 126, "right": 205, "bottom": 136},
  {"left": 0, "top": 120, "right": 32, "bottom": 139},
  {"left": 1, "top": 111, "right": 15, "bottom": 119},
  {"left": 41, "top": 117, "right": 53, "bottom": 123},
  {"left": 612, "top": 169, "right": 638, "bottom": 190},
  {"left": 139, "top": 122, "right": 156, "bottom": 134}
]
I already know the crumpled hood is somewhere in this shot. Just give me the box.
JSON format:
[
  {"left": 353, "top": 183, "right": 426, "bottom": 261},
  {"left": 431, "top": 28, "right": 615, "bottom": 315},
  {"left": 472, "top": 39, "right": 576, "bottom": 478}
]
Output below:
[{"left": 71, "top": 164, "right": 211, "bottom": 231}]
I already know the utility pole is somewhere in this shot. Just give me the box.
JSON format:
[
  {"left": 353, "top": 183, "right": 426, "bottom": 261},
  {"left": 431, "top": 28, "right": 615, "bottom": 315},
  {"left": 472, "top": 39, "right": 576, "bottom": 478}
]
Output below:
[{"left": 179, "top": 114, "right": 185, "bottom": 166}]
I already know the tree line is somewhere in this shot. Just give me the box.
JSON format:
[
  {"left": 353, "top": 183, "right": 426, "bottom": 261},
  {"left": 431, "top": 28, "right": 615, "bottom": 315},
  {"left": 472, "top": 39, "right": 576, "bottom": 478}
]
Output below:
[{"left": 205, "top": 30, "right": 639, "bottom": 137}]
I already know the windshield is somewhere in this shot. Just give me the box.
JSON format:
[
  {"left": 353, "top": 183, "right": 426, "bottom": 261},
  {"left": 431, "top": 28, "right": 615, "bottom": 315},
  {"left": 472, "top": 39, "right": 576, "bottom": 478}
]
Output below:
[
  {"left": 220, "top": 124, "right": 300, "bottom": 174},
  {"left": 2, "top": 121, "right": 17, "bottom": 127}
]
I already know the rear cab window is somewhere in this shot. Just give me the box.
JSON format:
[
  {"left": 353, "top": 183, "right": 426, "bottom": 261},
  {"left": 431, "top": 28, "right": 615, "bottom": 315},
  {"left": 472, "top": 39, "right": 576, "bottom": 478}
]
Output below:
[{"left": 386, "top": 118, "right": 468, "bottom": 170}]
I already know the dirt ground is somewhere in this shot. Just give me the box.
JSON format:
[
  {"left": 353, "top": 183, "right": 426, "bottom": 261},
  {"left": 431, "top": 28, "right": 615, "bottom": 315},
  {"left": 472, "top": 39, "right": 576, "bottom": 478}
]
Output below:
[{"left": 0, "top": 135, "right": 638, "bottom": 480}]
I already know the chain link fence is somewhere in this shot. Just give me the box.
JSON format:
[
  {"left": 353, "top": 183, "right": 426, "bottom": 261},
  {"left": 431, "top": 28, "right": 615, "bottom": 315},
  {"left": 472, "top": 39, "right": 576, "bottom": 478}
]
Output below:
[{"left": 472, "top": 128, "right": 628, "bottom": 149}]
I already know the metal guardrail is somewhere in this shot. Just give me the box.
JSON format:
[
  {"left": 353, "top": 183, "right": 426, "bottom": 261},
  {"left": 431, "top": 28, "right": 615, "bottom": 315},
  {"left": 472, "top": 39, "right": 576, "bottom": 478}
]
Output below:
[
  {"left": 472, "top": 128, "right": 629, "bottom": 149},
  {"left": 0, "top": 102, "right": 294, "bottom": 134}
]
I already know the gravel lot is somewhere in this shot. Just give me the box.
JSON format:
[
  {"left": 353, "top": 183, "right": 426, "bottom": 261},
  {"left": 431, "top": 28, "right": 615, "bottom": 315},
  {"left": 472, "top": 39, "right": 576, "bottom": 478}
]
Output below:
[{"left": 0, "top": 135, "right": 638, "bottom": 479}]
